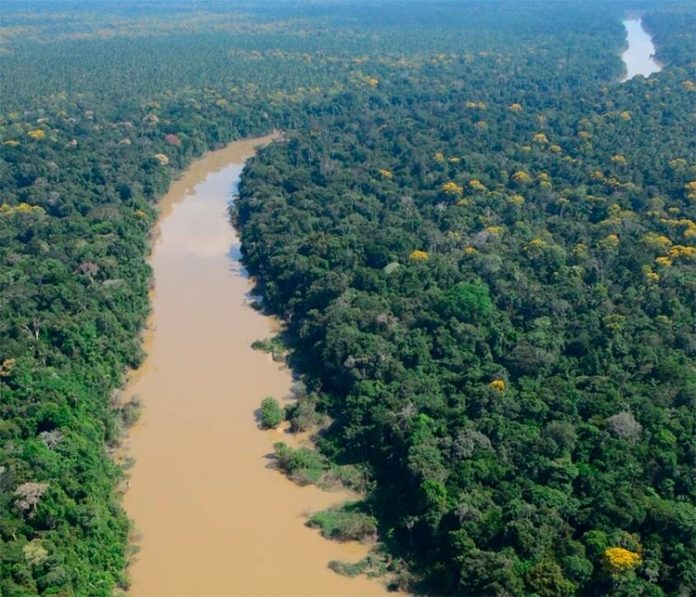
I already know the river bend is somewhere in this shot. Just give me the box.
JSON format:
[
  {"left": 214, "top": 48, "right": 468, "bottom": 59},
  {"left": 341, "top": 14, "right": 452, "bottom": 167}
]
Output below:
[{"left": 122, "top": 136, "right": 386, "bottom": 596}]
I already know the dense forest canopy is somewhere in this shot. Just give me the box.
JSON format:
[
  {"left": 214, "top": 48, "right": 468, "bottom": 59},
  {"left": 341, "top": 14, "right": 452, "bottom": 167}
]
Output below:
[{"left": 1, "top": 1, "right": 695, "bottom": 595}]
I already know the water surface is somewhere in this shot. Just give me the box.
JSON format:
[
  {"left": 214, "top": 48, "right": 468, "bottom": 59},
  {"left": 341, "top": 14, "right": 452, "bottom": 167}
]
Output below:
[
  {"left": 122, "top": 136, "right": 387, "bottom": 596},
  {"left": 621, "top": 18, "right": 661, "bottom": 80}
]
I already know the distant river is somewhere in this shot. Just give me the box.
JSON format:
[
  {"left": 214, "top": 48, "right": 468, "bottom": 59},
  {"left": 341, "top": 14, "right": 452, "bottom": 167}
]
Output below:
[
  {"left": 122, "top": 136, "right": 387, "bottom": 596},
  {"left": 621, "top": 18, "right": 661, "bottom": 80}
]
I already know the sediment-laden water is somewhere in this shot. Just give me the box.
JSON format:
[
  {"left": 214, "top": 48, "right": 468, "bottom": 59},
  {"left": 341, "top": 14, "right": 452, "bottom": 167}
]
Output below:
[{"left": 122, "top": 136, "right": 387, "bottom": 596}]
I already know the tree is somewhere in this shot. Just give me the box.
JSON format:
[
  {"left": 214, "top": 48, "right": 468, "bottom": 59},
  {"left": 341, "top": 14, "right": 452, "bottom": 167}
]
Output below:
[{"left": 14, "top": 482, "right": 49, "bottom": 515}]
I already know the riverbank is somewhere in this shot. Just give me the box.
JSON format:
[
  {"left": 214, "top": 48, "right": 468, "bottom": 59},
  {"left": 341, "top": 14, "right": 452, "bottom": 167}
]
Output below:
[{"left": 120, "top": 136, "right": 387, "bottom": 596}]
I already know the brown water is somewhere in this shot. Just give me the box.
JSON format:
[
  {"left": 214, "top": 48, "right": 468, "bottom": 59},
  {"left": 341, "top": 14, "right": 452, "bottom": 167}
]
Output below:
[{"left": 122, "top": 136, "right": 388, "bottom": 596}]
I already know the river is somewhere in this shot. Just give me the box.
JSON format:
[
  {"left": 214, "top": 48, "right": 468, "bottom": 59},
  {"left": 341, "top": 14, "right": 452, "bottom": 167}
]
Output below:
[
  {"left": 621, "top": 18, "right": 661, "bottom": 80},
  {"left": 121, "top": 136, "right": 388, "bottom": 596}
]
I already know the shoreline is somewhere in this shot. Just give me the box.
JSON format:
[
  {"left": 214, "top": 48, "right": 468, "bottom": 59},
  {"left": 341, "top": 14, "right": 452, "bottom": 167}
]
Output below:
[
  {"left": 117, "top": 134, "right": 387, "bottom": 596},
  {"left": 117, "top": 133, "right": 279, "bottom": 394}
]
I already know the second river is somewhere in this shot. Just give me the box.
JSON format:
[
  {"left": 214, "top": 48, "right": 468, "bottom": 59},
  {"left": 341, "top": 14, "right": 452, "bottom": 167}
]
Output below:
[
  {"left": 621, "top": 18, "right": 661, "bottom": 80},
  {"left": 122, "top": 135, "right": 388, "bottom": 596}
]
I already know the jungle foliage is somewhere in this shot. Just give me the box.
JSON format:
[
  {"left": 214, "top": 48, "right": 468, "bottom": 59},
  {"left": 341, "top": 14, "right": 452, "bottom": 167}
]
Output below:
[{"left": 1, "top": 0, "right": 695, "bottom": 595}]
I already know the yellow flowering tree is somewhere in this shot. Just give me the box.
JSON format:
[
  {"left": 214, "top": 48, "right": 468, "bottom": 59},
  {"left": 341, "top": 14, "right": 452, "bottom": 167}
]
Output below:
[
  {"left": 526, "top": 237, "right": 547, "bottom": 256},
  {"left": 441, "top": 181, "right": 463, "bottom": 197},
  {"left": 642, "top": 266, "right": 660, "bottom": 284},
  {"left": 468, "top": 179, "right": 486, "bottom": 192},
  {"left": 602, "top": 547, "right": 641, "bottom": 574},
  {"left": 409, "top": 250, "right": 429, "bottom": 261},
  {"left": 512, "top": 170, "right": 532, "bottom": 185},
  {"left": 0, "top": 358, "right": 16, "bottom": 377},
  {"left": 0, "top": 203, "right": 46, "bottom": 217},
  {"left": 668, "top": 158, "right": 687, "bottom": 170},
  {"left": 685, "top": 181, "right": 696, "bottom": 201},
  {"left": 591, "top": 170, "right": 605, "bottom": 181},
  {"left": 598, "top": 234, "right": 619, "bottom": 251},
  {"left": 642, "top": 233, "right": 673, "bottom": 251},
  {"left": 669, "top": 245, "right": 696, "bottom": 260},
  {"left": 489, "top": 380, "right": 505, "bottom": 392}
]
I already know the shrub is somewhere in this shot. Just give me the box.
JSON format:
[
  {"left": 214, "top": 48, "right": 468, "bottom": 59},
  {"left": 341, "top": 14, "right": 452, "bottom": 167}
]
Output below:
[
  {"left": 273, "top": 442, "right": 328, "bottom": 484},
  {"left": 307, "top": 502, "right": 378, "bottom": 542},
  {"left": 259, "top": 397, "right": 283, "bottom": 429}
]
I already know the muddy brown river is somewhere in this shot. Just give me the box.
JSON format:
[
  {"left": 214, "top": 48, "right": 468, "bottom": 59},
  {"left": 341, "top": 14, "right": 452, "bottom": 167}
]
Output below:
[{"left": 122, "top": 136, "right": 388, "bottom": 596}]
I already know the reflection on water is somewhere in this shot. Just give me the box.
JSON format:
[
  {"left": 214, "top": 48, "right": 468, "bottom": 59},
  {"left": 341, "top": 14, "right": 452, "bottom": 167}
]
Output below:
[
  {"left": 122, "top": 136, "right": 387, "bottom": 596},
  {"left": 622, "top": 18, "right": 661, "bottom": 80}
]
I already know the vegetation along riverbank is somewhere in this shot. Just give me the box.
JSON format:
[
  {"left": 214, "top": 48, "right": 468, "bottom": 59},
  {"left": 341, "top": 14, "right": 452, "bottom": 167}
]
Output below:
[{"left": 1, "top": 1, "right": 695, "bottom": 595}]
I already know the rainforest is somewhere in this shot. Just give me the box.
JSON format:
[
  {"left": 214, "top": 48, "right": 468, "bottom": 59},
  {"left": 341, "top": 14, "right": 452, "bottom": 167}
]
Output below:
[{"left": 1, "top": 1, "right": 695, "bottom": 596}]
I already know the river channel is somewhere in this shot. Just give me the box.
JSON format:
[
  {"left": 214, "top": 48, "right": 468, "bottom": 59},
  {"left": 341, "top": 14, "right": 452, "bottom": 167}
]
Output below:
[
  {"left": 122, "top": 136, "right": 387, "bottom": 596},
  {"left": 621, "top": 18, "right": 662, "bottom": 80}
]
